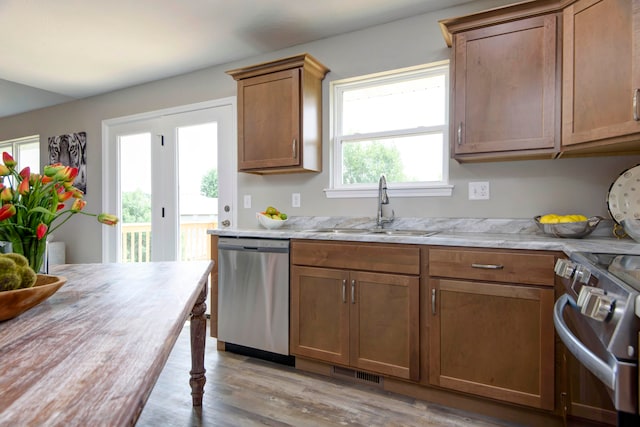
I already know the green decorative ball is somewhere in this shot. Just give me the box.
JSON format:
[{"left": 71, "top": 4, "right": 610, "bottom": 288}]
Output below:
[{"left": 0, "top": 253, "right": 37, "bottom": 291}]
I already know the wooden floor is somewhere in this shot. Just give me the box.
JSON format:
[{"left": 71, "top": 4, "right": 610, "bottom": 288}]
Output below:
[{"left": 136, "top": 322, "right": 517, "bottom": 427}]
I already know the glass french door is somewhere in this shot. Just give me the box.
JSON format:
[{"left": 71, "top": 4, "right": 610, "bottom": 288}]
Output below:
[{"left": 103, "top": 100, "right": 236, "bottom": 263}]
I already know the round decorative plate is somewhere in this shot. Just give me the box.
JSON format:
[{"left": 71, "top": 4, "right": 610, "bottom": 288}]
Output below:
[{"left": 607, "top": 164, "right": 640, "bottom": 224}]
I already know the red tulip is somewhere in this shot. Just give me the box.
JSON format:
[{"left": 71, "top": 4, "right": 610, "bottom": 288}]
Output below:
[
  {"left": 98, "top": 213, "right": 118, "bottom": 226},
  {"left": 58, "top": 191, "right": 73, "bottom": 202},
  {"left": 19, "top": 166, "right": 30, "bottom": 180},
  {"left": 54, "top": 166, "right": 76, "bottom": 181},
  {"left": 71, "top": 199, "right": 86, "bottom": 212},
  {"left": 2, "top": 152, "right": 16, "bottom": 168},
  {"left": 17, "top": 178, "right": 29, "bottom": 195},
  {"left": 0, "top": 187, "right": 12, "bottom": 202},
  {"left": 0, "top": 204, "right": 16, "bottom": 221},
  {"left": 36, "top": 223, "right": 48, "bottom": 240},
  {"left": 70, "top": 188, "right": 84, "bottom": 198},
  {"left": 43, "top": 163, "right": 65, "bottom": 178}
]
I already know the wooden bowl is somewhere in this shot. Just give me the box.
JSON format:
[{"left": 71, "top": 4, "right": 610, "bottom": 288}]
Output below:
[{"left": 0, "top": 274, "right": 67, "bottom": 321}]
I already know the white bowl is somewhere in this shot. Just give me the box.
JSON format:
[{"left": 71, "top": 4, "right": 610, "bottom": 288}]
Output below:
[{"left": 256, "top": 212, "right": 287, "bottom": 229}]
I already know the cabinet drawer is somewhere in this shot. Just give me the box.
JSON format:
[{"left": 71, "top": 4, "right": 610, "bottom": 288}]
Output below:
[
  {"left": 291, "top": 240, "right": 420, "bottom": 275},
  {"left": 428, "top": 247, "right": 555, "bottom": 286}
]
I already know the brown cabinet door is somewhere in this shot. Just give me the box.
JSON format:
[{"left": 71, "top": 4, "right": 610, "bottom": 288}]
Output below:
[
  {"left": 237, "top": 69, "right": 300, "bottom": 170},
  {"left": 429, "top": 278, "right": 555, "bottom": 410},
  {"left": 349, "top": 271, "right": 420, "bottom": 381},
  {"left": 562, "top": 0, "right": 640, "bottom": 147},
  {"left": 452, "top": 15, "right": 558, "bottom": 156},
  {"left": 564, "top": 349, "right": 617, "bottom": 425},
  {"left": 290, "top": 266, "right": 349, "bottom": 365}
]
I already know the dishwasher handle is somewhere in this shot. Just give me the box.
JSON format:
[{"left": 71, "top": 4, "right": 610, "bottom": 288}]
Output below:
[{"left": 218, "top": 238, "right": 289, "bottom": 253}]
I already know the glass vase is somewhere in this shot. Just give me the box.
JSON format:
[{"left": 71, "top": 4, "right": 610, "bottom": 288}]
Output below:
[{"left": 17, "top": 236, "right": 48, "bottom": 274}]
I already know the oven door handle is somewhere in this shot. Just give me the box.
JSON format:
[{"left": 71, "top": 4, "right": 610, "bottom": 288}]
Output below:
[{"left": 553, "top": 294, "right": 616, "bottom": 390}]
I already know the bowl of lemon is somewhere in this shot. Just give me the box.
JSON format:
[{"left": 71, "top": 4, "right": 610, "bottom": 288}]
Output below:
[
  {"left": 534, "top": 214, "right": 602, "bottom": 238},
  {"left": 257, "top": 206, "right": 288, "bottom": 229}
]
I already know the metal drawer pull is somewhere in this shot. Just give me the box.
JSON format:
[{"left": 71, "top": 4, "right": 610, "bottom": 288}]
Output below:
[
  {"left": 471, "top": 263, "right": 504, "bottom": 270},
  {"left": 634, "top": 89, "right": 640, "bottom": 121},
  {"left": 342, "top": 279, "right": 346, "bottom": 303},
  {"left": 351, "top": 279, "right": 356, "bottom": 304},
  {"left": 431, "top": 288, "right": 437, "bottom": 315}
]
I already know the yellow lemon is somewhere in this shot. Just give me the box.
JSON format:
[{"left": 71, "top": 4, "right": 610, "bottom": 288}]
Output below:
[
  {"left": 265, "top": 206, "right": 278, "bottom": 215},
  {"left": 539, "top": 214, "right": 560, "bottom": 224}
]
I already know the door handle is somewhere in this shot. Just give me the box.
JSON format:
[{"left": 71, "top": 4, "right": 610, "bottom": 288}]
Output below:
[
  {"left": 292, "top": 139, "right": 298, "bottom": 158},
  {"left": 634, "top": 88, "right": 640, "bottom": 121},
  {"left": 471, "top": 263, "right": 504, "bottom": 270},
  {"left": 431, "top": 288, "right": 437, "bottom": 315},
  {"left": 342, "top": 279, "right": 346, "bottom": 303},
  {"left": 457, "top": 122, "right": 463, "bottom": 145},
  {"left": 351, "top": 279, "right": 356, "bottom": 304}
]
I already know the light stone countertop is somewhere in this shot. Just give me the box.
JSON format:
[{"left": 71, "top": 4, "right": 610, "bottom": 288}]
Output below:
[{"left": 207, "top": 216, "right": 640, "bottom": 256}]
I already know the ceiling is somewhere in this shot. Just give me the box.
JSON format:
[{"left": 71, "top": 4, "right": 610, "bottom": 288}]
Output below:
[{"left": 0, "top": 0, "right": 493, "bottom": 119}]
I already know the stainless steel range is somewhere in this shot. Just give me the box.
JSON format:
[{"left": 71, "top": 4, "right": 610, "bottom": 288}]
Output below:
[{"left": 554, "top": 252, "right": 640, "bottom": 426}]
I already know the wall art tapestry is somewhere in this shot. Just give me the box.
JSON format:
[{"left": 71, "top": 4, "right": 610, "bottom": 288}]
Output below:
[{"left": 48, "top": 131, "right": 87, "bottom": 194}]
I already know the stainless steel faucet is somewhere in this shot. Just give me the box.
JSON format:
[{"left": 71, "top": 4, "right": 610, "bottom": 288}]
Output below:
[{"left": 376, "top": 174, "right": 395, "bottom": 228}]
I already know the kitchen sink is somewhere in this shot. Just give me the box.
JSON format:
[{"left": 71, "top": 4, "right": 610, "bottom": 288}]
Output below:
[{"left": 300, "top": 228, "right": 438, "bottom": 237}]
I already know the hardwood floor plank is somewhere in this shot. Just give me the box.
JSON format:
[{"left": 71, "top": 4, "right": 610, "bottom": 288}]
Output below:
[{"left": 136, "top": 323, "right": 516, "bottom": 427}]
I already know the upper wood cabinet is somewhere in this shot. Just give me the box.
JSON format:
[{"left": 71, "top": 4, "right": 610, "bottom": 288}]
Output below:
[
  {"left": 442, "top": 12, "right": 560, "bottom": 162},
  {"left": 226, "top": 54, "right": 329, "bottom": 174},
  {"left": 561, "top": 0, "right": 640, "bottom": 156},
  {"left": 441, "top": 0, "right": 640, "bottom": 161}
]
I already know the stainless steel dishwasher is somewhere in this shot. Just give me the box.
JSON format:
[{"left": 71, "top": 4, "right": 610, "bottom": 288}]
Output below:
[{"left": 217, "top": 237, "right": 290, "bottom": 356}]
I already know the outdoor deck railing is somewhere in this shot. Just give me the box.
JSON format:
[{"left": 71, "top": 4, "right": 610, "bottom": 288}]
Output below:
[{"left": 121, "top": 221, "right": 216, "bottom": 263}]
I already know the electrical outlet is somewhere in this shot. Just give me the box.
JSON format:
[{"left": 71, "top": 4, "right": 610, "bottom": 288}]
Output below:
[
  {"left": 468, "top": 182, "right": 490, "bottom": 200},
  {"left": 292, "top": 193, "right": 301, "bottom": 208},
  {"left": 243, "top": 194, "right": 252, "bottom": 209}
]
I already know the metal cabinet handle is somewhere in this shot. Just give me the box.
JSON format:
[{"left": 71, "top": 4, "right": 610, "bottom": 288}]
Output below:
[
  {"left": 292, "top": 139, "right": 298, "bottom": 158},
  {"left": 471, "top": 263, "right": 504, "bottom": 270},
  {"left": 351, "top": 279, "right": 355, "bottom": 304},
  {"left": 634, "top": 89, "right": 640, "bottom": 121},
  {"left": 457, "top": 122, "right": 463, "bottom": 145},
  {"left": 431, "top": 288, "right": 437, "bottom": 315},
  {"left": 342, "top": 279, "right": 346, "bottom": 303}
]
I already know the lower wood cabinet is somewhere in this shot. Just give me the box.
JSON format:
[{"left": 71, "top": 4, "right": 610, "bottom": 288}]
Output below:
[
  {"left": 290, "top": 240, "right": 420, "bottom": 381},
  {"left": 428, "top": 247, "right": 556, "bottom": 411}
]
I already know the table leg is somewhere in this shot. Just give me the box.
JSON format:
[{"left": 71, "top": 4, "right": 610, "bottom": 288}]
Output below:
[{"left": 189, "top": 283, "right": 208, "bottom": 406}]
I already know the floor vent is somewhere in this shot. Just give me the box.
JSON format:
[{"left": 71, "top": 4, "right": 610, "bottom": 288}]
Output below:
[{"left": 332, "top": 366, "right": 383, "bottom": 387}]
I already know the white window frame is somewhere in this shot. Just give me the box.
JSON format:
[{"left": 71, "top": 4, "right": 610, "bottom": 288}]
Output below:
[
  {"left": 0, "top": 135, "right": 40, "bottom": 172},
  {"left": 326, "top": 61, "right": 453, "bottom": 198}
]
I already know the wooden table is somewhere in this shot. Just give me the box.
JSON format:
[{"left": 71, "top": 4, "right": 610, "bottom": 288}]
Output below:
[{"left": 0, "top": 261, "right": 213, "bottom": 426}]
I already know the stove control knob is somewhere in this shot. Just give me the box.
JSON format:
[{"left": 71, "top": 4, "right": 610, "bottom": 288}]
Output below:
[
  {"left": 578, "top": 286, "right": 614, "bottom": 322},
  {"left": 574, "top": 265, "right": 592, "bottom": 284},
  {"left": 554, "top": 259, "right": 576, "bottom": 279}
]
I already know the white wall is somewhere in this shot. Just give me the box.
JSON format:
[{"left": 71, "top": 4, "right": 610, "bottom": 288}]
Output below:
[{"left": 0, "top": 0, "right": 637, "bottom": 263}]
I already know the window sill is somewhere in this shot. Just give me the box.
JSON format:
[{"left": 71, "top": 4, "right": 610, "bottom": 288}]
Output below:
[{"left": 324, "top": 185, "right": 454, "bottom": 199}]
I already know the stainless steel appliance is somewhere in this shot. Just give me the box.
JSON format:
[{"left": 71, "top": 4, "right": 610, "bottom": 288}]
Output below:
[
  {"left": 554, "top": 252, "right": 640, "bottom": 426},
  {"left": 218, "top": 237, "right": 290, "bottom": 356}
]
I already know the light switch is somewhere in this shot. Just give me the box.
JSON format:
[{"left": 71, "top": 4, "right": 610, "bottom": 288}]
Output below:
[{"left": 243, "top": 194, "right": 252, "bottom": 208}]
